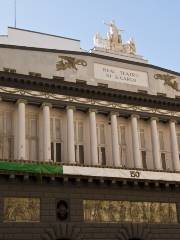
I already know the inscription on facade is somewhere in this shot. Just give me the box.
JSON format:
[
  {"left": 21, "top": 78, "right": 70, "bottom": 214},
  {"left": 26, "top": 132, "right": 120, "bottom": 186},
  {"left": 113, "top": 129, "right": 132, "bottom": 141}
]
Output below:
[
  {"left": 4, "top": 197, "right": 40, "bottom": 222},
  {"left": 130, "top": 170, "right": 140, "bottom": 178},
  {"left": 94, "top": 63, "right": 149, "bottom": 87},
  {"left": 83, "top": 200, "right": 177, "bottom": 224}
]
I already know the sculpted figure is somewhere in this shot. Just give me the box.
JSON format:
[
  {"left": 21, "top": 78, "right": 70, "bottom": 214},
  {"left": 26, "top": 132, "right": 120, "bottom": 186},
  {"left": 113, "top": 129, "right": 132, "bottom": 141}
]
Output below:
[
  {"left": 104, "top": 20, "right": 123, "bottom": 50},
  {"left": 154, "top": 73, "right": 178, "bottom": 91},
  {"left": 93, "top": 32, "right": 101, "bottom": 48},
  {"left": 56, "top": 56, "right": 87, "bottom": 71},
  {"left": 94, "top": 20, "right": 137, "bottom": 55}
]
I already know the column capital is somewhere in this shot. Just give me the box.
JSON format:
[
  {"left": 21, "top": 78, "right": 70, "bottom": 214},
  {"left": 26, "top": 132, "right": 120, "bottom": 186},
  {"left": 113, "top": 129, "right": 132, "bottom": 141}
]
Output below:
[
  {"left": 42, "top": 102, "right": 52, "bottom": 108},
  {"left": 66, "top": 105, "right": 76, "bottom": 111},
  {"left": 16, "top": 99, "right": 28, "bottom": 105},
  {"left": 170, "top": 118, "right": 177, "bottom": 124},
  {"left": 110, "top": 111, "right": 119, "bottom": 117},
  {"left": 89, "top": 108, "right": 98, "bottom": 114},
  {"left": 150, "top": 117, "right": 159, "bottom": 122},
  {"left": 131, "top": 114, "right": 140, "bottom": 120}
]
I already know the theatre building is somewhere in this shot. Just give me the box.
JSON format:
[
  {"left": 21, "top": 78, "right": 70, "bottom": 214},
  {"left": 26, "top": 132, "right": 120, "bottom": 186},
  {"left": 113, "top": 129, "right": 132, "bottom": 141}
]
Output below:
[{"left": 0, "top": 21, "right": 180, "bottom": 239}]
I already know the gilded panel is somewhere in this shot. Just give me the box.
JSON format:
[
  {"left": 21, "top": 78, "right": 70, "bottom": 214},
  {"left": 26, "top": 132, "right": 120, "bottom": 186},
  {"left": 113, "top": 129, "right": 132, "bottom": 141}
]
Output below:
[
  {"left": 83, "top": 200, "right": 177, "bottom": 224},
  {"left": 4, "top": 197, "right": 40, "bottom": 222}
]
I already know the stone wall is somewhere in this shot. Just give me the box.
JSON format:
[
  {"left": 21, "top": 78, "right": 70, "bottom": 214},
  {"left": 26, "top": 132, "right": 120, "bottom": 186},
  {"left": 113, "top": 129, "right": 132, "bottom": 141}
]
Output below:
[{"left": 0, "top": 175, "right": 180, "bottom": 240}]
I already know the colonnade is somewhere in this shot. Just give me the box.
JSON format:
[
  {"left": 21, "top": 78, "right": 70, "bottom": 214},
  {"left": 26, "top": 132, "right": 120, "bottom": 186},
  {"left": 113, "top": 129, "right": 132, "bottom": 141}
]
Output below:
[{"left": 16, "top": 100, "right": 180, "bottom": 171}]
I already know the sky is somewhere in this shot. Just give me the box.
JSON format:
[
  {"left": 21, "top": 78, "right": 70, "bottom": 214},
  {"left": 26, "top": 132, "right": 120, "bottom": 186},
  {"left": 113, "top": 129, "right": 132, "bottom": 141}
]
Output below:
[{"left": 0, "top": 0, "right": 180, "bottom": 72}]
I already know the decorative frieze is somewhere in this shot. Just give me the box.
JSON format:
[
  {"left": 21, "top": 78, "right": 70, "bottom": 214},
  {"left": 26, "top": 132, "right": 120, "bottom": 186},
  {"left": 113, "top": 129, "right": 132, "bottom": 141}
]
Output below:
[
  {"left": 56, "top": 56, "right": 87, "bottom": 71},
  {"left": 4, "top": 197, "right": 40, "bottom": 222},
  {"left": 83, "top": 200, "right": 177, "bottom": 224},
  {"left": 0, "top": 86, "right": 179, "bottom": 118}
]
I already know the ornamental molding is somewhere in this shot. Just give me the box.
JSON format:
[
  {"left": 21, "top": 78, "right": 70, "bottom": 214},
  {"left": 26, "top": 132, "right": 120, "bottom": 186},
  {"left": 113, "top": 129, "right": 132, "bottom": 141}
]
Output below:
[
  {"left": 154, "top": 73, "right": 179, "bottom": 91},
  {"left": 56, "top": 55, "right": 87, "bottom": 71},
  {"left": 0, "top": 86, "right": 179, "bottom": 118}
]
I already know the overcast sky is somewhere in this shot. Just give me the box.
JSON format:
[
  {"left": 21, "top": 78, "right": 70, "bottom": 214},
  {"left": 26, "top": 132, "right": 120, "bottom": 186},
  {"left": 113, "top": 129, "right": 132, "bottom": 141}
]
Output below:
[{"left": 0, "top": 0, "right": 180, "bottom": 72}]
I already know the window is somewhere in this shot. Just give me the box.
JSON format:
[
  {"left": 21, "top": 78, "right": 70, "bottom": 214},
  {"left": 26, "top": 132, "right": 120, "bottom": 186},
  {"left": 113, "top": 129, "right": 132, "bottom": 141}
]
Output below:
[
  {"left": 0, "top": 111, "right": 14, "bottom": 160},
  {"left": 118, "top": 126, "right": 127, "bottom": 166},
  {"left": 74, "top": 121, "right": 84, "bottom": 164},
  {"left": 141, "top": 150, "right": 147, "bottom": 169},
  {"left": 26, "top": 115, "right": 38, "bottom": 161},
  {"left": 97, "top": 123, "right": 106, "bottom": 165},
  {"left": 139, "top": 129, "right": 147, "bottom": 169},
  {"left": 51, "top": 117, "right": 62, "bottom": 162},
  {"left": 177, "top": 133, "right": 180, "bottom": 160},
  {"left": 161, "top": 152, "right": 166, "bottom": 170},
  {"left": 159, "top": 131, "right": 167, "bottom": 170},
  {"left": 159, "top": 131, "right": 165, "bottom": 151}
]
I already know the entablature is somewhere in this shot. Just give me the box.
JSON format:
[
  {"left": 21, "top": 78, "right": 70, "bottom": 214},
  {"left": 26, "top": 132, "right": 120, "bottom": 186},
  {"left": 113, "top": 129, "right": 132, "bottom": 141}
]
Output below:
[{"left": 0, "top": 71, "right": 180, "bottom": 115}]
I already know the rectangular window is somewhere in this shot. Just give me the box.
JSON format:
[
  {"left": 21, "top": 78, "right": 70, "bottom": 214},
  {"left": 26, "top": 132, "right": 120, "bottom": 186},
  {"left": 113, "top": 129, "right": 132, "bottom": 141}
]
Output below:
[
  {"left": 177, "top": 133, "right": 180, "bottom": 160},
  {"left": 118, "top": 126, "right": 127, "bottom": 166},
  {"left": 159, "top": 131, "right": 167, "bottom": 170},
  {"left": 141, "top": 150, "right": 147, "bottom": 169},
  {"left": 74, "top": 121, "right": 84, "bottom": 164},
  {"left": 56, "top": 143, "right": 61, "bottom": 162},
  {"left": 0, "top": 111, "right": 14, "bottom": 160},
  {"left": 161, "top": 152, "right": 166, "bottom": 170},
  {"left": 26, "top": 115, "right": 38, "bottom": 161},
  {"left": 51, "top": 117, "right": 62, "bottom": 162},
  {"left": 51, "top": 142, "right": 54, "bottom": 161},
  {"left": 79, "top": 145, "right": 84, "bottom": 164},
  {"left": 139, "top": 129, "right": 147, "bottom": 169},
  {"left": 139, "top": 129, "right": 146, "bottom": 149},
  {"left": 101, "top": 147, "right": 106, "bottom": 166},
  {"left": 159, "top": 131, "right": 165, "bottom": 151},
  {"left": 97, "top": 123, "right": 106, "bottom": 165}
]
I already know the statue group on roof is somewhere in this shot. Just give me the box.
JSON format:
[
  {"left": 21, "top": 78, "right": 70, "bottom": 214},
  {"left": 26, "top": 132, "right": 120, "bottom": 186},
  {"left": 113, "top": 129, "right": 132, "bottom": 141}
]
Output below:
[{"left": 93, "top": 20, "right": 136, "bottom": 55}]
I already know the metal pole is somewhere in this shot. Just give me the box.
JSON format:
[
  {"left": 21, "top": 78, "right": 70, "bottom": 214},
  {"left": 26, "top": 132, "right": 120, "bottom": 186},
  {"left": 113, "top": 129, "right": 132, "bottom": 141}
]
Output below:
[{"left": 14, "top": 0, "right": 16, "bottom": 28}]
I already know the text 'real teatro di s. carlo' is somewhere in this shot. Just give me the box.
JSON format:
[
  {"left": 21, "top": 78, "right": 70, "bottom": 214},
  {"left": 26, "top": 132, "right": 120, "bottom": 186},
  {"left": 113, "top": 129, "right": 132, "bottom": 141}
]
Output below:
[{"left": 0, "top": 21, "right": 180, "bottom": 240}]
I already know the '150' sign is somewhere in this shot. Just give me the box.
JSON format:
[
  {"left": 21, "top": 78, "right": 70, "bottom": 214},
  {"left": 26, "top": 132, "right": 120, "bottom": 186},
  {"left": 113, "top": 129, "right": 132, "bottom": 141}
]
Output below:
[{"left": 130, "top": 170, "right": 141, "bottom": 178}]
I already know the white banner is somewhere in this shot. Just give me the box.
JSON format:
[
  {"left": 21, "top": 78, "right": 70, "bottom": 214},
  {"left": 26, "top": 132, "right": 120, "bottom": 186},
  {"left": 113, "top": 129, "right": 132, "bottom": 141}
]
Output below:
[
  {"left": 63, "top": 165, "right": 180, "bottom": 183},
  {"left": 94, "top": 63, "right": 149, "bottom": 87}
]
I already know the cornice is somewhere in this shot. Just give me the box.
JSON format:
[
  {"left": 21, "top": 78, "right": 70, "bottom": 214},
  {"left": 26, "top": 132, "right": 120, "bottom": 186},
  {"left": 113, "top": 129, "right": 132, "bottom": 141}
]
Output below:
[{"left": 0, "top": 71, "right": 179, "bottom": 112}]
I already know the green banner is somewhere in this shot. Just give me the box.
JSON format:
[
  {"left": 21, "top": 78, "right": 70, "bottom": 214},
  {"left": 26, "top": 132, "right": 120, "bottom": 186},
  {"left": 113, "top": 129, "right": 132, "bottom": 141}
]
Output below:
[{"left": 0, "top": 161, "right": 63, "bottom": 175}]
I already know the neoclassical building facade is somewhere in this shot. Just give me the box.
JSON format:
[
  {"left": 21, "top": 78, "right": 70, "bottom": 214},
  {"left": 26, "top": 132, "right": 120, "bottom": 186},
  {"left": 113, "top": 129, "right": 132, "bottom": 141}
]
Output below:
[{"left": 0, "top": 24, "right": 180, "bottom": 239}]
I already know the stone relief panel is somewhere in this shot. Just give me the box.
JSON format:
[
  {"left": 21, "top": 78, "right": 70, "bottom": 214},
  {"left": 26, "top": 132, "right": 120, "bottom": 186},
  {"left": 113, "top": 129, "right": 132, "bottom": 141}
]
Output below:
[
  {"left": 83, "top": 200, "right": 177, "bottom": 224},
  {"left": 4, "top": 197, "right": 40, "bottom": 222}
]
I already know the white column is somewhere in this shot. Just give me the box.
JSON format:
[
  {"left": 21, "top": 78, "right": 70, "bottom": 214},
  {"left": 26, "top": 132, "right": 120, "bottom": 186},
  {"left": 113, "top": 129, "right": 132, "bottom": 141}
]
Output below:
[
  {"left": 89, "top": 109, "right": 98, "bottom": 165},
  {"left": 67, "top": 106, "right": 75, "bottom": 164},
  {"left": 42, "top": 103, "right": 51, "bottom": 162},
  {"left": 111, "top": 112, "right": 121, "bottom": 167},
  {"left": 131, "top": 115, "right": 142, "bottom": 168},
  {"left": 17, "top": 99, "right": 27, "bottom": 160},
  {"left": 150, "top": 117, "right": 162, "bottom": 170},
  {"left": 169, "top": 119, "right": 180, "bottom": 171}
]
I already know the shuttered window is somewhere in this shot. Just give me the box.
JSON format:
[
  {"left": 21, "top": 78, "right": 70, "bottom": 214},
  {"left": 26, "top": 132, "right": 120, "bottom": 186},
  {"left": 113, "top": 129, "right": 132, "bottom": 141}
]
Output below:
[
  {"left": 74, "top": 121, "right": 84, "bottom": 164},
  {"left": 0, "top": 111, "right": 14, "bottom": 160},
  {"left": 97, "top": 123, "right": 106, "bottom": 166},
  {"left": 118, "top": 126, "right": 127, "bottom": 166},
  {"left": 138, "top": 129, "right": 147, "bottom": 169},
  {"left": 51, "top": 117, "right": 62, "bottom": 162},
  {"left": 177, "top": 132, "right": 180, "bottom": 160},
  {"left": 26, "top": 115, "right": 38, "bottom": 161},
  {"left": 159, "top": 131, "right": 167, "bottom": 170}
]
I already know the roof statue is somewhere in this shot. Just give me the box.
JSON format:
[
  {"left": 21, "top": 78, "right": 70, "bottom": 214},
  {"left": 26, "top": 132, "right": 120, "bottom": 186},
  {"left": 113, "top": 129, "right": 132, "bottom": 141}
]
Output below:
[{"left": 93, "top": 20, "right": 136, "bottom": 55}]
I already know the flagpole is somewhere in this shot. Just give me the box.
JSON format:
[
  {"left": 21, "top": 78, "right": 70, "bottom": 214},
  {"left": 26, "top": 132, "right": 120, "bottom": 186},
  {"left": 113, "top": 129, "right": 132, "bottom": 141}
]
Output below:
[{"left": 14, "top": 0, "right": 16, "bottom": 28}]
